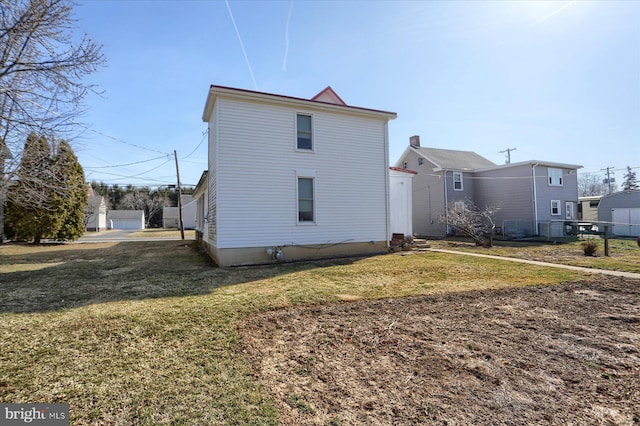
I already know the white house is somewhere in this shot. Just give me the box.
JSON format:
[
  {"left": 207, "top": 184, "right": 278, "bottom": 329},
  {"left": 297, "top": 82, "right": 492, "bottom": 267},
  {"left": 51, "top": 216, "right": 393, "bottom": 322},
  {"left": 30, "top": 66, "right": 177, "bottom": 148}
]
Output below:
[
  {"left": 199, "top": 85, "right": 397, "bottom": 266},
  {"left": 85, "top": 195, "right": 107, "bottom": 232}
]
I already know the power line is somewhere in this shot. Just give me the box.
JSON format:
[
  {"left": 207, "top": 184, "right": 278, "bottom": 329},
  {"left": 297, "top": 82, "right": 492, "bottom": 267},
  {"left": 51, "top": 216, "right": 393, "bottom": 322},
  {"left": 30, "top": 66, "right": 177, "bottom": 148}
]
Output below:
[
  {"left": 84, "top": 154, "right": 170, "bottom": 169},
  {"left": 182, "top": 129, "right": 208, "bottom": 160}
]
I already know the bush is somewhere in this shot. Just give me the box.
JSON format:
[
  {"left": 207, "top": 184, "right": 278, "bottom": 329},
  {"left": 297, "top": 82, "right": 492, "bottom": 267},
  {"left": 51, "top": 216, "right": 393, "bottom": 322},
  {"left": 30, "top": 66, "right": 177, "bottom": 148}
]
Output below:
[{"left": 582, "top": 241, "right": 598, "bottom": 256}]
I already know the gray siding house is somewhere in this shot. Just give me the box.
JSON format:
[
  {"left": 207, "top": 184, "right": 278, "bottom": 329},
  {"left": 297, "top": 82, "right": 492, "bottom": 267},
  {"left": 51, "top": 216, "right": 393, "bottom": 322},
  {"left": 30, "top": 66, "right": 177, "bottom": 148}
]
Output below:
[{"left": 395, "top": 136, "right": 582, "bottom": 238}]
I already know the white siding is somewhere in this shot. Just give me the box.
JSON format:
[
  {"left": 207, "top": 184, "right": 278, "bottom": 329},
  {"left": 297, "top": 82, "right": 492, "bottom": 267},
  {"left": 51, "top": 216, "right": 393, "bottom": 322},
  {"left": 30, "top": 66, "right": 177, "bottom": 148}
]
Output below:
[{"left": 210, "top": 97, "right": 388, "bottom": 249}]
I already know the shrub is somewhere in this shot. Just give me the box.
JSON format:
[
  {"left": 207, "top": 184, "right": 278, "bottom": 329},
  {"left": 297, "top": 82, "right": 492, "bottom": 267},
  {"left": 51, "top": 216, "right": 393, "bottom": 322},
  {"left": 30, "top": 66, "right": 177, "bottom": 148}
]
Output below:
[{"left": 582, "top": 241, "right": 598, "bottom": 256}]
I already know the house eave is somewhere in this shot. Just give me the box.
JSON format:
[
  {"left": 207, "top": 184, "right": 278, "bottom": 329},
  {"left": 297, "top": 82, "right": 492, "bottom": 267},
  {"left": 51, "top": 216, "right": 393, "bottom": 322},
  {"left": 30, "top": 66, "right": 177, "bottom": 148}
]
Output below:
[
  {"left": 475, "top": 160, "right": 583, "bottom": 173},
  {"left": 202, "top": 85, "right": 397, "bottom": 123}
]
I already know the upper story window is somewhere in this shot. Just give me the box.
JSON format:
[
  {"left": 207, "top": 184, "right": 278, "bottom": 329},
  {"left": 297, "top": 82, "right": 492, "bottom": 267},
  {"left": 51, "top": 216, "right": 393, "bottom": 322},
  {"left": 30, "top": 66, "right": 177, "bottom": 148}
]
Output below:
[
  {"left": 296, "top": 114, "right": 313, "bottom": 150},
  {"left": 418, "top": 158, "right": 424, "bottom": 166},
  {"left": 548, "top": 168, "right": 563, "bottom": 186},
  {"left": 402, "top": 161, "right": 408, "bottom": 169},
  {"left": 453, "top": 172, "right": 463, "bottom": 191}
]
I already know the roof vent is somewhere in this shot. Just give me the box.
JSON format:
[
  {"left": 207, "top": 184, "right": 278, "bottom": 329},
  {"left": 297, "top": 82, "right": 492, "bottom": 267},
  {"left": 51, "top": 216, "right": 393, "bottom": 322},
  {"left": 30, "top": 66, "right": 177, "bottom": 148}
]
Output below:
[{"left": 409, "top": 135, "right": 420, "bottom": 148}]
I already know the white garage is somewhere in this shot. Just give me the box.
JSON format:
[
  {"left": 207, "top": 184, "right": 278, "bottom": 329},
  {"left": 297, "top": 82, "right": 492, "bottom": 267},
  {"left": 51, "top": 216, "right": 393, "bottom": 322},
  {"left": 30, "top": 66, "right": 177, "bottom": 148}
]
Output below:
[
  {"left": 107, "top": 210, "right": 145, "bottom": 230},
  {"left": 612, "top": 208, "right": 640, "bottom": 237}
]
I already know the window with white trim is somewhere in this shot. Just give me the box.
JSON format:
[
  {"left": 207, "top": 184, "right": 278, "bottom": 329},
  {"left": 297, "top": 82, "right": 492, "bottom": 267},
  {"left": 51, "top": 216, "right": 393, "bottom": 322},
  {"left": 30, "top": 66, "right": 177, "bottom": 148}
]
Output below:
[
  {"left": 296, "top": 114, "right": 313, "bottom": 150},
  {"left": 551, "top": 200, "right": 561, "bottom": 216},
  {"left": 418, "top": 158, "right": 424, "bottom": 166},
  {"left": 454, "top": 201, "right": 465, "bottom": 211},
  {"left": 297, "top": 177, "right": 314, "bottom": 222},
  {"left": 548, "top": 168, "right": 563, "bottom": 186},
  {"left": 453, "top": 172, "right": 463, "bottom": 191}
]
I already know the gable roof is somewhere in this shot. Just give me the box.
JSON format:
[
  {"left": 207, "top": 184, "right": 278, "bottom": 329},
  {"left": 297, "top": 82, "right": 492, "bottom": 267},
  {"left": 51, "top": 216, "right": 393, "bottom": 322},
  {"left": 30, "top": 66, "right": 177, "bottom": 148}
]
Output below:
[
  {"left": 310, "top": 86, "right": 346, "bottom": 105},
  {"left": 107, "top": 210, "right": 144, "bottom": 220},
  {"left": 202, "top": 85, "right": 396, "bottom": 122},
  {"left": 397, "top": 147, "right": 495, "bottom": 171}
]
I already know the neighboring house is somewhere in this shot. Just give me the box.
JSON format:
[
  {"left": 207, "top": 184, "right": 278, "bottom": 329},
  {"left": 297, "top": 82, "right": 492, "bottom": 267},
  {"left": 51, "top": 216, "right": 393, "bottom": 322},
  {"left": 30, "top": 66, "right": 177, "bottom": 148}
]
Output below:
[
  {"left": 389, "top": 166, "right": 416, "bottom": 238},
  {"left": 578, "top": 196, "right": 602, "bottom": 221},
  {"left": 395, "top": 135, "right": 582, "bottom": 238},
  {"left": 107, "top": 210, "right": 145, "bottom": 230},
  {"left": 162, "top": 195, "right": 196, "bottom": 229},
  {"left": 597, "top": 190, "right": 640, "bottom": 237},
  {"left": 85, "top": 195, "right": 107, "bottom": 231},
  {"left": 199, "top": 85, "right": 397, "bottom": 266}
]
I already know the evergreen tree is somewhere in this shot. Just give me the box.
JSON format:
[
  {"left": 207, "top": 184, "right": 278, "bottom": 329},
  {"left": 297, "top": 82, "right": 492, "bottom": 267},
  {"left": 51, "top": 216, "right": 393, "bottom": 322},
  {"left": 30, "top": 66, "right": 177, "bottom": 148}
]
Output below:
[
  {"left": 6, "top": 133, "right": 61, "bottom": 243},
  {"left": 622, "top": 166, "right": 639, "bottom": 191},
  {"left": 53, "top": 140, "right": 87, "bottom": 241}
]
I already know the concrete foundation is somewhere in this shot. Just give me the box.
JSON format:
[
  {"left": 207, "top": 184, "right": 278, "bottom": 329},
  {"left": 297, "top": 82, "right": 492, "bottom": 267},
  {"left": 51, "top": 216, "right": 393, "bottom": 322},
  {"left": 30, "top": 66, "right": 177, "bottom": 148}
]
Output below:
[{"left": 197, "top": 239, "right": 389, "bottom": 266}]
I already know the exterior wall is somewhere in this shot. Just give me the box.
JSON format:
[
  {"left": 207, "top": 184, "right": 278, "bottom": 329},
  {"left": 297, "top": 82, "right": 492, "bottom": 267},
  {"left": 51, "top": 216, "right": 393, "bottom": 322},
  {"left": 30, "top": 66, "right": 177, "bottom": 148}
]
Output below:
[
  {"left": 532, "top": 165, "right": 579, "bottom": 224},
  {"left": 597, "top": 190, "right": 640, "bottom": 223},
  {"left": 389, "top": 169, "right": 414, "bottom": 237},
  {"left": 403, "top": 152, "right": 446, "bottom": 237},
  {"left": 86, "top": 198, "right": 107, "bottom": 231},
  {"left": 203, "top": 95, "right": 391, "bottom": 265},
  {"left": 475, "top": 164, "right": 535, "bottom": 233},
  {"left": 578, "top": 197, "right": 601, "bottom": 221}
]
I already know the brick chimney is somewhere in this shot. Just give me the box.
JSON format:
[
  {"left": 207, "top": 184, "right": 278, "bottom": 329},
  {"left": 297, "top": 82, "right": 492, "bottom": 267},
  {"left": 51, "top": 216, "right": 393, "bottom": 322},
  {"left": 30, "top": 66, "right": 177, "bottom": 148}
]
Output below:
[{"left": 409, "top": 135, "right": 420, "bottom": 148}]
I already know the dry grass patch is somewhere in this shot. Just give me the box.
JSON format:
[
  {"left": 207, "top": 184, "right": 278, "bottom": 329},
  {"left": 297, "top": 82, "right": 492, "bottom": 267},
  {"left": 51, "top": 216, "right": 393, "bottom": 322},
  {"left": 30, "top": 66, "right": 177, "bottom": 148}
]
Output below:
[{"left": 0, "top": 241, "right": 591, "bottom": 424}]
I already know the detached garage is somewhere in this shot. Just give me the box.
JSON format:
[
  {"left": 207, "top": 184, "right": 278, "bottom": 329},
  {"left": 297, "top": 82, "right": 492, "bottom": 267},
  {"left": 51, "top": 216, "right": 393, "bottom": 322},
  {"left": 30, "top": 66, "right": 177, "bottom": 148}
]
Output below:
[
  {"left": 107, "top": 210, "right": 145, "bottom": 230},
  {"left": 597, "top": 190, "right": 640, "bottom": 237}
]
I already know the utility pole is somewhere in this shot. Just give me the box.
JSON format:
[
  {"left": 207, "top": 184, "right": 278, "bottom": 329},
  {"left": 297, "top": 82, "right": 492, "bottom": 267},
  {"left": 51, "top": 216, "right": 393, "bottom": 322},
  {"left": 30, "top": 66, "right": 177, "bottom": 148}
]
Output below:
[
  {"left": 499, "top": 147, "right": 517, "bottom": 164},
  {"left": 174, "top": 150, "right": 185, "bottom": 240},
  {"left": 601, "top": 166, "right": 615, "bottom": 195}
]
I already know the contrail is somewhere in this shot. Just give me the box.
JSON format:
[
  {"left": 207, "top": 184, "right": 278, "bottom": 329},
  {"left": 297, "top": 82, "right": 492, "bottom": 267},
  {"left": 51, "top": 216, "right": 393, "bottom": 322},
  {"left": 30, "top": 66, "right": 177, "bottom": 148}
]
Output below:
[
  {"left": 225, "top": 0, "right": 258, "bottom": 90},
  {"left": 529, "top": 0, "right": 575, "bottom": 28},
  {"left": 282, "top": 0, "right": 294, "bottom": 71}
]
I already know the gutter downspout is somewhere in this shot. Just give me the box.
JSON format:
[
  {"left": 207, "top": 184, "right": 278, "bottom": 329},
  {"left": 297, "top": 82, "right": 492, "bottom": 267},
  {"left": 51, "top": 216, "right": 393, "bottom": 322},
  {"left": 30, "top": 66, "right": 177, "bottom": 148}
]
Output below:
[
  {"left": 532, "top": 162, "right": 539, "bottom": 235},
  {"left": 443, "top": 169, "right": 449, "bottom": 235},
  {"left": 384, "top": 122, "right": 391, "bottom": 246}
]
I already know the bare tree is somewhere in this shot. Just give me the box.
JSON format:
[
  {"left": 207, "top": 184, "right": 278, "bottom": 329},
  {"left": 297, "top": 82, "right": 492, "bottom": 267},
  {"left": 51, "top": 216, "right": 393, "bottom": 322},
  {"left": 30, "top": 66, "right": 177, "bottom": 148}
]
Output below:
[
  {"left": 577, "top": 173, "right": 609, "bottom": 197},
  {"left": 119, "top": 191, "right": 166, "bottom": 228},
  {"left": 0, "top": 0, "right": 104, "bottom": 192},
  {"left": 444, "top": 199, "right": 499, "bottom": 247}
]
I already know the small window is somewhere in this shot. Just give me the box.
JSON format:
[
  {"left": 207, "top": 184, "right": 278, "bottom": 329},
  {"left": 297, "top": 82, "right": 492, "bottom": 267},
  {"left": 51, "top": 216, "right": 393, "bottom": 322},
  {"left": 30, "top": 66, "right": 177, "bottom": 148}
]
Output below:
[
  {"left": 402, "top": 161, "right": 408, "bottom": 169},
  {"left": 548, "top": 168, "right": 563, "bottom": 186},
  {"left": 551, "top": 200, "right": 561, "bottom": 216},
  {"left": 298, "top": 177, "right": 314, "bottom": 222},
  {"left": 454, "top": 201, "right": 465, "bottom": 211},
  {"left": 418, "top": 158, "right": 424, "bottom": 166},
  {"left": 453, "top": 172, "right": 463, "bottom": 191},
  {"left": 589, "top": 200, "right": 600, "bottom": 208},
  {"left": 296, "top": 114, "right": 312, "bottom": 150}
]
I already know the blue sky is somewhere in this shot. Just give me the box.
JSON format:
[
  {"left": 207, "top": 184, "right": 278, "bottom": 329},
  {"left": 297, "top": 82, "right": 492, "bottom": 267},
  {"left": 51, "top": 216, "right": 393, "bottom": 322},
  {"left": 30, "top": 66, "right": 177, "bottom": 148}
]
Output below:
[{"left": 73, "top": 0, "right": 639, "bottom": 188}]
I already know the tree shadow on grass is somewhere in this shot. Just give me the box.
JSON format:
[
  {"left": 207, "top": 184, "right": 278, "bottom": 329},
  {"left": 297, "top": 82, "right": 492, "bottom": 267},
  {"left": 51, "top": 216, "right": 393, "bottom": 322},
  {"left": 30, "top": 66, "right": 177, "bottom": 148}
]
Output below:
[{"left": 0, "top": 240, "right": 356, "bottom": 314}]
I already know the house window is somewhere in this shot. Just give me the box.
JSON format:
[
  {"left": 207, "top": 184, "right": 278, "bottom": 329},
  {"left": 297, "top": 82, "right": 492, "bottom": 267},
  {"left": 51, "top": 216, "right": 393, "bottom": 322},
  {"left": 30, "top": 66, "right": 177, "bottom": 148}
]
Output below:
[
  {"left": 548, "top": 168, "right": 563, "bottom": 186},
  {"left": 402, "top": 161, "right": 408, "bottom": 169},
  {"left": 453, "top": 172, "right": 463, "bottom": 191},
  {"left": 296, "top": 114, "right": 312, "bottom": 150},
  {"left": 589, "top": 200, "right": 600, "bottom": 208},
  {"left": 551, "top": 200, "right": 561, "bottom": 216},
  {"left": 454, "top": 201, "right": 465, "bottom": 211},
  {"left": 298, "top": 177, "right": 314, "bottom": 222},
  {"left": 418, "top": 158, "right": 424, "bottom": 166}
]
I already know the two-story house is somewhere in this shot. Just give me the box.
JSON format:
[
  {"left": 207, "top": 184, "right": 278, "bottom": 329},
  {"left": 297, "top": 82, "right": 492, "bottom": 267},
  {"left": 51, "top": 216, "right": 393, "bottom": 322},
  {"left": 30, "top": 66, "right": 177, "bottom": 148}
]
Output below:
[
  {"left": 396, "top": 136, "right": 582, "bottom": 238},
  {"left": 198, "top": 85, "right": 397, "bottom": 266}
]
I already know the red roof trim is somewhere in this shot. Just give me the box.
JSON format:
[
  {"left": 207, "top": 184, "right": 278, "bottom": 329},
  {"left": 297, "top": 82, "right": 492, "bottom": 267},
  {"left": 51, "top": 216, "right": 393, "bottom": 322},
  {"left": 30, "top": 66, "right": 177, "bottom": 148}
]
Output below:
[
  {"left": 389, "top": 166, "right": 418, "bottom": 175},
  {"left": 209, "top": 84, "right": 396, "bottom": 116},
  {"left": 310, "top": 86, "right": 347, "bottom": 105}
]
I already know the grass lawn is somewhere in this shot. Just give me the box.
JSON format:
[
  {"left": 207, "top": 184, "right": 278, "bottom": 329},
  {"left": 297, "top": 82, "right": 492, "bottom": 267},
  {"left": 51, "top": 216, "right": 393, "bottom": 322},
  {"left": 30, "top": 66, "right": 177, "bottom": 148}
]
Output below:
[
  {"left": 428, "top": 237, "right": 640, "bottom": 273},
  {"left": 0, "top": 241, "right": 592, "bottom": 424}
]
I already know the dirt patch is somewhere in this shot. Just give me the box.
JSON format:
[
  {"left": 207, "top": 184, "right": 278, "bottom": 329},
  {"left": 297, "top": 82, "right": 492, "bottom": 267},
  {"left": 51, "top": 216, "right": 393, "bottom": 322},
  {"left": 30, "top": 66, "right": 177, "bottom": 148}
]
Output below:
[{"left": 239, "top": 277, "right": 640, "bottom": 425}]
